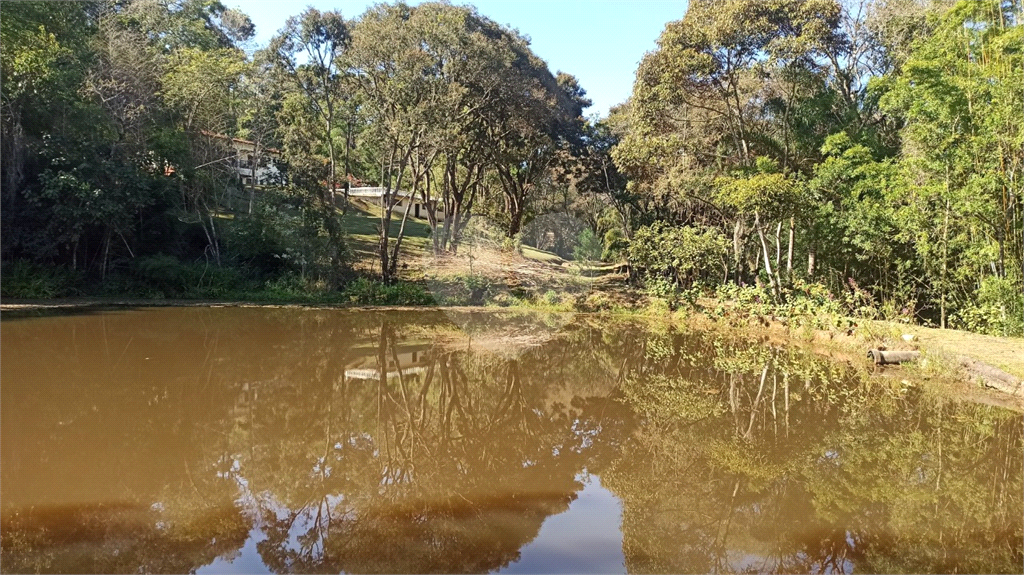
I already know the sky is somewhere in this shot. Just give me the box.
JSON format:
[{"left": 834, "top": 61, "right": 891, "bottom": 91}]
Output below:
[{"left": 232, "top": 0, "right": 689, "bottom": 118}]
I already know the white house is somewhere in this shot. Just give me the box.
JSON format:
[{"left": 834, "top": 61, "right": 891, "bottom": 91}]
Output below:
[
  {"left": 346, "top": 186, "right": 445, "bottom": 220},
  {"left": 344, "top": 340, "right": 433, "bottom": 381},
  {"left": 202, "top": 131, "right": 283, "bottom": 186}
]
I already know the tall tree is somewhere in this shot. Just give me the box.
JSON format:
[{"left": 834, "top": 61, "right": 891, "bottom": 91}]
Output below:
[
  {"left": 880, "top": 0, "right": 1023, "bottom": 328},
  {"left": 269, "top": 8, "right": 350, "bottom": 210}
]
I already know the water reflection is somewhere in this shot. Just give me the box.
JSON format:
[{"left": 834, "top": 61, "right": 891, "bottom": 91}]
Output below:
[{"left": 1, "top": 308, "right": 1020, "bottom": 574}]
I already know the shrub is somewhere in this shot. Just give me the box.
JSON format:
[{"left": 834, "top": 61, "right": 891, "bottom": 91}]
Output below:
[
  {"left": 578, "top": 292, "right": 614, "bottom": 312},
  {"left": 602, "top": 227, "right": 628, "bottom": 262},
  {"left": 0, "top": 261, "right": 81, "bottom": 298},
  {"left": 629, "top": 223, "right": 729, "bottom": 289},
  {"left": 542, "top": 290, "right": 561, "bottom": 305},
  {"left": 133, "top": 254, "right": 256, "bottom": 298},
  {"left": 953, "top": 276, "right": 1024, "bottom": 337},
  {"left": 226, "top": 190, "right": 349, "bottom": 287},
  {"left": 342, "top": 278, "right": 434, "bottom": 306},
  {"left": 573, "top": 228, "right": 602, "bottom": 262}
]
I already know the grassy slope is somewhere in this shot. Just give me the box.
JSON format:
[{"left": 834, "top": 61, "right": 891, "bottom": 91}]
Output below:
[
  {"left": 342, "top": 198, "right": 577, "bottom": 273},
  {"left": 910, "top": 324, "right": 1024, "bottom": 380}
]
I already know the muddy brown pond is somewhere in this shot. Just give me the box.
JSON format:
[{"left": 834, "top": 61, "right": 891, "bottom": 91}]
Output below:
[{"left": 1, "top": 307, "right": 1021, "bottom": 574}]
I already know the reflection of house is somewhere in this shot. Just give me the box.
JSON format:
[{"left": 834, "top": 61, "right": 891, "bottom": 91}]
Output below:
[
  {"left": 202, "top": 131, "right": 283, "bottom": 186},
  {"left": 346, "top": 186, "right": 444, "bottom": 220},
  {"left": 344, "top": 340, "right": 433, "bottom": 381}
]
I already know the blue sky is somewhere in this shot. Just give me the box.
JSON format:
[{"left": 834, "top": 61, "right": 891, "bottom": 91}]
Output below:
[{"left": 232, "top": 0, "right": 688, "bottom": 118}]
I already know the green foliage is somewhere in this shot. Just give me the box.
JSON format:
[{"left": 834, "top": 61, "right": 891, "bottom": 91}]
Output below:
[
  {"left": 717, "top": 172, "right": 801, "bottom": 220},
  {"left": 1, "top": 0, "right": 1020, "bottom": 342},
  {"left": 711, "top": 278, "right": 881, "bottom": 329},
  {"left": 608, "top": 0, "right": 1022, "bottom": 335},
  {"left": 572, "top": 228, "right": 602, "bottom": 262},
  {"left": 225, "top": 190, "right": 349, "bottom": 288},
  {"left": 541, "top": 290, "right": 561, "bottom": 306},
  {"left": 877, "top": 0, "right": 1023, "bottom": 327},
  {"left": 132, "top": 254, "right": 255, "bottom": 298},
  {"left": 0, "top": 260, "right": 81, "bottom": 298},
  {"left": 341, "top": 278, "right": 434, "bottom": 306},
  {"left": 952, "top": 276, "right": 1024, "bottom": 337},
  {"left": 629, "top": 222, "right": 728, "bottom": 288},
  {"left": 601, "top": 227, "right": 628, "bottom": 262}
]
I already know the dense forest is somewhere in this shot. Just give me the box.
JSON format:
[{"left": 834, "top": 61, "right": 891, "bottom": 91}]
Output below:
[{"left": 1, "top": 0, "right": 1021, "bottom": 335}]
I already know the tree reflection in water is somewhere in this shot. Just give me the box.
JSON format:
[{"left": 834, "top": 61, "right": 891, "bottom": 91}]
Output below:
[{"left": 0, "top": 308, "right": 1020, "bottom": 574}]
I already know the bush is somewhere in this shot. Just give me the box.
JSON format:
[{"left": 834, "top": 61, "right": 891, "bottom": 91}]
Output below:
[
  {"left": 541, "top": 290, "right": 560, "bottom": 305},
  {"left": 0, "top": 260, "right": 81, "bottom": 298},
  {"left": 133, "top": 254, "right": 256, "bottom": 298},
  {"left": 629, "top": 223, "right": 728, "bottom": 289},
  {"left": 602, "top": 228, "right": 628, "bottom": 262},
  {"left": 953, "top": 276, "right": 1024, "bottom": 337},
  {"left": 573, "top": 228, "right": 602, "bottom": 262},
  {"left": 226, "top": 190, "right": 349, "bottom": 287},
  {"left": 342, "top": 278, "right": 434, "bottom": 306},
  {"left": 577, "top": 291, "right": 614, "bottom": 312}
]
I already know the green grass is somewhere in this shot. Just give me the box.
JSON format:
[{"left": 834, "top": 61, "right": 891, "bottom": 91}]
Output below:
[
  {"left": 342, "top": 199, "right": 433, "bottom": 259},
  {"left": 519, "top": 245, "right": 564, "bottom": 265}
]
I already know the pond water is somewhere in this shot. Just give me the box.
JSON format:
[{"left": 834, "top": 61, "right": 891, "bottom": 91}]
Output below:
[{"left": 1, "top": 307, "right": 1021, "bottom": 574}]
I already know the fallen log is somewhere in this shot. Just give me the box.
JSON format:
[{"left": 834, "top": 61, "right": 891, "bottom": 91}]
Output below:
[
  {"left": 957, "top": 356, "right": 1023, "bottom": 397},
  {"left": 867, "top": 349, "right": 921, "bottom": 365}
]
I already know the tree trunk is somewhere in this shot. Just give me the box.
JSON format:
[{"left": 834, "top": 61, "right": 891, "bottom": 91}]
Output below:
[
  {"left": 774, "top": 221, "right": 782, "bottom": 269},
  {"left": 755, "top": 211, "right": 781, "bottom": 300},
  {"left": 249, "top": 144, "right": 258, "bottom": 215},
  {"left": 378, "top": 146, "right": 411, "bottom": 284},
  {"left": 388, "top": 198, "right": 414, "bottom": 280},
  {"left": 506, "top": 192, "right": 524, "bottom": 239},
  {"left": 786, "top": 216, "right": 794, "bottom": 276},
  {"left": 733, "top": 220, "right": 744, "bottom": 284},
  {"left": 343, "top": 119, "right": 352, "bottom": 216},
  {"left": 940, "top": 197, "right": 950, "bottom": 329},
  {"left": 102, "top": 229, "right": 111, "bottom": 281},
  {"left": 327, "top": 134, "right": 337, "bottom": 208}
]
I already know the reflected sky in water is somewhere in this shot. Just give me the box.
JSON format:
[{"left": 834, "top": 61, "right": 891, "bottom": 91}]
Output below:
[{"left": 500, "top": 474, "right": 625, "bottom": 574}]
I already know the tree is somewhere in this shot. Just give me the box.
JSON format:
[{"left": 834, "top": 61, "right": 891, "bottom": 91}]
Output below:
[
  {"left": 718, "top": 164, "right": 803, "bottom": 298},
  {"left": 345, "top": 2, "right": 566, "bottom": 279},
  {"left": 346, "top": 2, "right": 443, "bottom": 281},
  {"left": 269, "top": 8, "right": 349, "bottom": 210},
  {"left": 237, "top": 54, "right": 283, "bottom": 213},
  {"left": 269, "top": 8, "right": 351, "bottom": 277},
  {"left": 880, "top": 0, "right": 1023, "bottom": 329}
]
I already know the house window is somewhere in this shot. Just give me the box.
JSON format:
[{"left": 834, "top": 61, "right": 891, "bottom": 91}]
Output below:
[{"left": 243, "top": 177, "right": 252, "bottom": 185}]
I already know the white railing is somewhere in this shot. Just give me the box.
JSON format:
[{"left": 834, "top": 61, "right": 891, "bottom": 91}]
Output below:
[
  {"left": 345, "top": 186, "right": 414, "bottom": 198},
  {"left": 344, "top": 366, "right": 427, "bottom": 380}
]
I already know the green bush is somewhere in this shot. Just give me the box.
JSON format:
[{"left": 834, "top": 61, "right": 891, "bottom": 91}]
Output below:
[
  {"left": 133, "top": 254, "right": 256, "bottom": 298},
  {"left": 577, "top": 291, "right": 614, "bottom": 312},
  {"left": 342, "top": 278, "right": 434, "bottom": 306},
  {"left": 541, "top": 290, "right": 561, "bottom": 306},
  {"left": 573, "top": 228, "right": 602, "bottom": 262},
  {"left": 226, "top": 190, "right": 349, "bottom": 288},
  {"left": 629, "top": 223, "right": 729, "bottom": 289},
  {"left": 953, "top": 276, "right": 1024, "bottom": 337},
  {"left": 602, "top": 228, "right": 628, "bottom": 262},
  {"left": 0, "top": 261, "right": 81, "bottom": 298}
]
